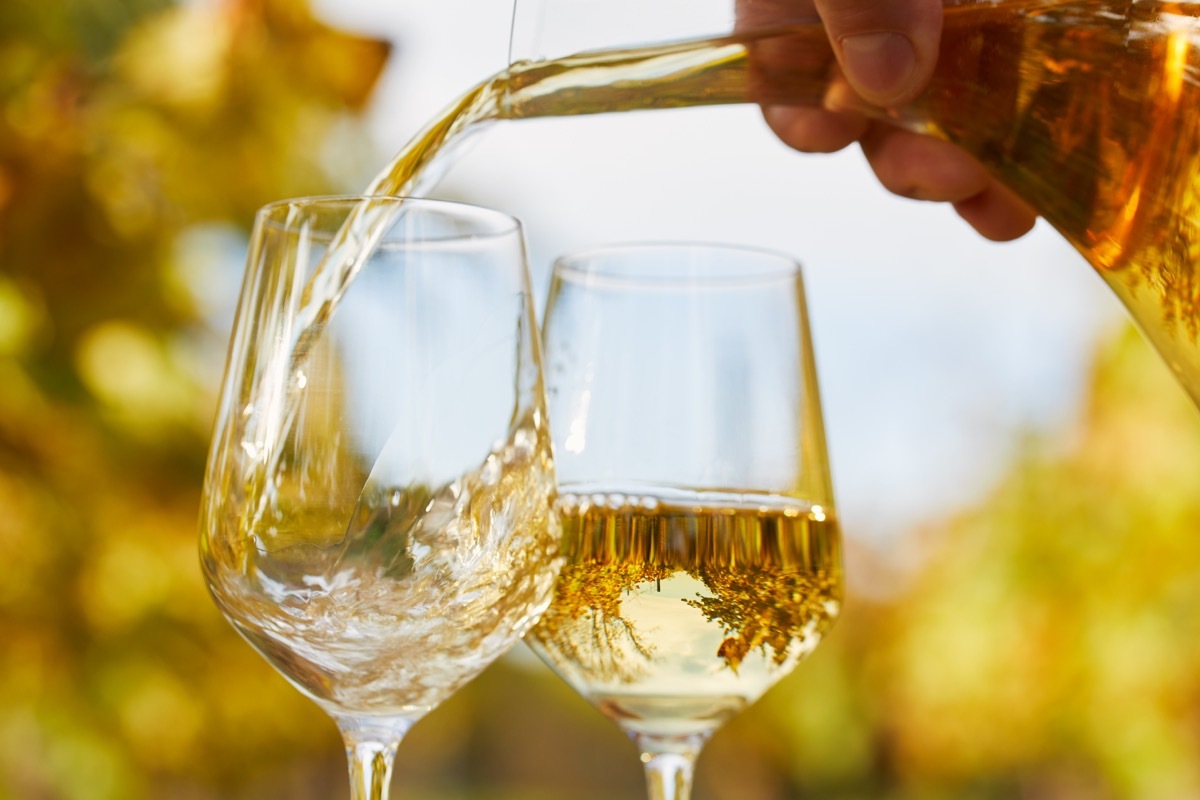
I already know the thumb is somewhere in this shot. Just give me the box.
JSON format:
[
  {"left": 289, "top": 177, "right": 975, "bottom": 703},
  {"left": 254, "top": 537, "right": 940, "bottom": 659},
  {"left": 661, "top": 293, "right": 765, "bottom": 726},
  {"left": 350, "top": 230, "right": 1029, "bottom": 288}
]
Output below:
[{"left": 812, "top": 0, "right": 943, "bottom": 108}]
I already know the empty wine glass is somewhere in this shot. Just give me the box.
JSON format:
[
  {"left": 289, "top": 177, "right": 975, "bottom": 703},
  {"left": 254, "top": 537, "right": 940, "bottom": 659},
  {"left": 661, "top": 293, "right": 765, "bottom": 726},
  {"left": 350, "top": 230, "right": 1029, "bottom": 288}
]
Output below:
[
  {"left": 526, "top": 242, "right": 843, "bottom": 800},
  {"left": 199, "top": 196, "right": 561, "bottom": 800}
]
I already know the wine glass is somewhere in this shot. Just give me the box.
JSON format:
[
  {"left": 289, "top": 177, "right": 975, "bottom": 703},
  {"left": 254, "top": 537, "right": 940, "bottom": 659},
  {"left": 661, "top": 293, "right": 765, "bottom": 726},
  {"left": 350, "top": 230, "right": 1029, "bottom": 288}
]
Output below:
[
  {"left": 525, "top": 242, "right": 843, "bottom": 800},
  {"left": 198, "top": 196, "right": 560, "bottom": 800}
]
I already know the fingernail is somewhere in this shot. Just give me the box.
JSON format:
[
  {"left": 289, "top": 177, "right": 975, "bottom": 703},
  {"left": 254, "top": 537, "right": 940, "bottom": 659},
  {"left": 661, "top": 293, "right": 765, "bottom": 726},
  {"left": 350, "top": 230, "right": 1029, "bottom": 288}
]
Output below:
[{"left": 839, "top": 32, "right": 917, "bottom": 106}]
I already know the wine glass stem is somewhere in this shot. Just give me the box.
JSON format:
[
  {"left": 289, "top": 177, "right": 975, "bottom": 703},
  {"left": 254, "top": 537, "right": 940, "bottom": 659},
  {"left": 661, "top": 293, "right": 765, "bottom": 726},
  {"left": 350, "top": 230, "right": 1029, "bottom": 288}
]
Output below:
[
  {"left": 635, "top": 732, "right": 708, "bottom": 800},
  {"left": 336, "top": 715, "right": 416, "bottom": 800}
]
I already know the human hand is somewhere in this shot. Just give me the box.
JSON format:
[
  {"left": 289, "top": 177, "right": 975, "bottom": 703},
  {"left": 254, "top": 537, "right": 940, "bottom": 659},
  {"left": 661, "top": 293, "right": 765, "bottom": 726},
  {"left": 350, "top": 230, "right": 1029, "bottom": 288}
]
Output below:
[{"left": 738, "top": 0, "right": 1037, "bottom": 241}]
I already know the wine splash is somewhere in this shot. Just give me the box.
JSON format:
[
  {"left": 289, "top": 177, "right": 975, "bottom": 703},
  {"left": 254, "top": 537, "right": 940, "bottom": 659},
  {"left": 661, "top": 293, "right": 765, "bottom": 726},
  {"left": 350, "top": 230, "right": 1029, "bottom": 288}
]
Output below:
[{"left": 206, "top": 419, "right": 561, "bottom": 717}]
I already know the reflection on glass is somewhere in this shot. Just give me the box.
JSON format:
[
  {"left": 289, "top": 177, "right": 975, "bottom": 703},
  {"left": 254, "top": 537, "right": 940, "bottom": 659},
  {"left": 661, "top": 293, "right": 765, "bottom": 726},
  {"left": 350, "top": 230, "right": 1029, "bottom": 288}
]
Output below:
[{"left": 527, "top": 243, "right": 843, "bottom": 800}]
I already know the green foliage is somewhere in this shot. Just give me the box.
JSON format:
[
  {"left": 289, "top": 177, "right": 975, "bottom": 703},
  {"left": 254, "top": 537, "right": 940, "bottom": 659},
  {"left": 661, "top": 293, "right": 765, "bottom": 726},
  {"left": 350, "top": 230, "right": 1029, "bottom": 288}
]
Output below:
[
  {"left": 749, "top": 328, "right": 1200, "bottom": 799},
  {"left": 866, "top": 328, "right": 1200, "bottom": 798},
  {"left": 0, "top": 1, "right": 388, "bottom": 796}
]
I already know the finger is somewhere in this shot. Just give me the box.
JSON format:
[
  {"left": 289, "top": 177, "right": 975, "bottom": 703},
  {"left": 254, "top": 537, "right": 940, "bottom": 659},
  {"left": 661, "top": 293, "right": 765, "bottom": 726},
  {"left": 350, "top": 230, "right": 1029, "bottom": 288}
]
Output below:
[
  {"left": 811, "top": 0, "right": 943, "bottom": 108},
  {"left": 763, "top": 105, "right": 868, "bottom": 153},
  {"left": 735, "top": 0, "right": 819, "bottom": 30},
  {"left": 953, "top": 183, "right": 1038, "bottom": 242},
  {"left": 860, "top": 125, "right": 989, "bottom": 201},
  {"left": 861, "top": 125, "right": 1037, "bottom": 240}
]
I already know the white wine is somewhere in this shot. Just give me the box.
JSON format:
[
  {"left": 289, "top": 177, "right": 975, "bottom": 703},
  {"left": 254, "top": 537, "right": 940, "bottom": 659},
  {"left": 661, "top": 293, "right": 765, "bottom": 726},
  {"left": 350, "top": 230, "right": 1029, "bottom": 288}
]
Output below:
[
  {"left": 506, "top": 0, "right": 1200, "bottom": 408},
  {"left": 292, "top": 0, "right": 1200, "bottom": 404},
  {"left": 222, "top": 3, "right": 1200, "bottom": 718},
  {"left": 201, "top": 418, "right": 562, "bottom": 718},
  {"left": 526, "top": 486, "right": 842, "bottom": 737}
]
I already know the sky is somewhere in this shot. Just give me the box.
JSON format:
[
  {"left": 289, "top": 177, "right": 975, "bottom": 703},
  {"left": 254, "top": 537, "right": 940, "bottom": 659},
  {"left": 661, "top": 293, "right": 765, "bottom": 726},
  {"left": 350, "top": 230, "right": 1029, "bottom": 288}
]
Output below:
[{"left": 313, "top": 0, "right": 1125, "bottom": 550}]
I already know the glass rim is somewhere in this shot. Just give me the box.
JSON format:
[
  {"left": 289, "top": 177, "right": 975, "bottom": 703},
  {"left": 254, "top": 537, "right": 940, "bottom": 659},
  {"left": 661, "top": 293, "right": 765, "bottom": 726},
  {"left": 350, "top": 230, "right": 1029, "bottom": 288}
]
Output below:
[
  {"left": 256, "top": 194, "right": 523, "bottom": 242},
  {"left": 551, "top": 241, "right": 804, "bottom": 290}
]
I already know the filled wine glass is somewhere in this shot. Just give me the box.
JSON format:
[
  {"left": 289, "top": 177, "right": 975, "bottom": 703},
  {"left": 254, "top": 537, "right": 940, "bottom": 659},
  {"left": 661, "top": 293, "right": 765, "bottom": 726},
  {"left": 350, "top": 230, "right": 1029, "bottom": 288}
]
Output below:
[
  {"left": 198, "top": 196, "right": 561, "bottom": 800},
  {"left": 526, "top": 242, "right": 843, "bottom": 800}
]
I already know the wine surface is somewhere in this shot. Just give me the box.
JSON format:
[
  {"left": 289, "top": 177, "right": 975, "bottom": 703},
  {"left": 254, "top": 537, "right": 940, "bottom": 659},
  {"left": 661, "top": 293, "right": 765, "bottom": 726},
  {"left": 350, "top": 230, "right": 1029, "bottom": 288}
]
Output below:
[
  {"left": 526, "top": 486, "right": 843, "bottom": 737},
  {"left": 202, "top": 421, "right": 561, "bottom": 718}
]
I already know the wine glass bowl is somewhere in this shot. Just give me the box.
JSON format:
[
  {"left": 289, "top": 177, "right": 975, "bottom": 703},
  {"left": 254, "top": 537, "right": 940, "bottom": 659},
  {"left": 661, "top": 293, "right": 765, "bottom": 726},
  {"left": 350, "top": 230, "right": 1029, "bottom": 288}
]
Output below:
[
  {"left": 525, "top": 242, "right": 843, "bottom": 799},
  {"left": 198, "top": 196, "right": 560, "bottom": 798}
]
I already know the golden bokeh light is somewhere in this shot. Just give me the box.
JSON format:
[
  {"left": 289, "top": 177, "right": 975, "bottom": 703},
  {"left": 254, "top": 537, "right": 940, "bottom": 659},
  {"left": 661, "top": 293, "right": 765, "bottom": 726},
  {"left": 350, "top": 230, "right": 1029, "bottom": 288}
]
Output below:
[{"left": 3, "top": 0, "right": 1200, "bottom": 797}]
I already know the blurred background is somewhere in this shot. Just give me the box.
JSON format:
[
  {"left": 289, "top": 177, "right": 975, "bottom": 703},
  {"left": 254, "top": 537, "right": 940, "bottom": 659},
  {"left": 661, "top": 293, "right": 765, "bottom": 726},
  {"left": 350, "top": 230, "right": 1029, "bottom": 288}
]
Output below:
[{"left": 4, "top": 0, "right": 1200, "bottom": 797}]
